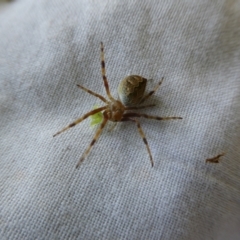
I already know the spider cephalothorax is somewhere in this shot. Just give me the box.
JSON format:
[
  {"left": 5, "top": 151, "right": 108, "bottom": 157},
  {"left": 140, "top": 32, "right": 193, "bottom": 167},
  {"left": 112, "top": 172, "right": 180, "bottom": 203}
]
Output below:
[
  {"left": 53, "top": 42, "right": 182, "bottom": 168},
  {"left": 104, "top": 100, "right": 125, "bottom": 122}
]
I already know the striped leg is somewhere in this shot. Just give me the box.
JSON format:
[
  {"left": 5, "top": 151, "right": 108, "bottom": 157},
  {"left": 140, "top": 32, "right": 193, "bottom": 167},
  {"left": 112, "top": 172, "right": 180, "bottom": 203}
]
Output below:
[
  {"left": 121, "top": 117, "right": 154, "bottom": 167},
  {"left": 53, "top": 106, "right": 107, "bottom": 137},
  {"left": 125, "top": 104, "right": 155, "bottom": 110},
  {"left": 123, "top": 112, "right": 182, "bottom": 121},
  {"left": 76, "top": 117, "right": 108, "bottom": 168},
  {"left": 100, "top": 42, "right": 114, "bottom": 101},
  {"left": 140, "top": 77, "right": 164, "bottom": 103},
  {"left": 77, "top": 84, "right": 108, "bottom": 103}
]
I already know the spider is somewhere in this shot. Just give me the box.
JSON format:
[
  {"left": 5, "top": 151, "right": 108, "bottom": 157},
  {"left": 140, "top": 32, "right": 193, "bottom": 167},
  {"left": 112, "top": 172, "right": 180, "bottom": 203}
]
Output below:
[{"left": 53, "top": 42, "right": 182, "bottom": 168}]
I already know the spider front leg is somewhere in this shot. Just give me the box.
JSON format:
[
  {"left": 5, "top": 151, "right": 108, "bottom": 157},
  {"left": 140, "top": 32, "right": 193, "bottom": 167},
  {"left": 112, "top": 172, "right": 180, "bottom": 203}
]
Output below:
[
  {"left": 53, "top": 106, "right": 107, "bottom": 137},
  {"left": 121, "top": 117, "right": 154, "bottom": 167},
  {"left": 76, "top": 117, "right": 108, "bottom": 168},
  {"left": 100, "top": 42, "right": 114, "bottom": 101},
  {"left": 77, "top": 84, "right": 108, "bottom": 103}
]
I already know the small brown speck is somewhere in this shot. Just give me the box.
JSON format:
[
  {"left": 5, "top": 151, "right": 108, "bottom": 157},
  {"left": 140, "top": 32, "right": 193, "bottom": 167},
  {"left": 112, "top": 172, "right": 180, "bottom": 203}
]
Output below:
[{"left": 206, "top": 152, "right": 225, "bottom": 163}]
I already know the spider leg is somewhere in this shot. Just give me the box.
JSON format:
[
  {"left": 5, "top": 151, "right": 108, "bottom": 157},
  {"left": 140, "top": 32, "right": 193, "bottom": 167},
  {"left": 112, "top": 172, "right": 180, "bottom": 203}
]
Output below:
[
  {"left": 108, "top": 122, "right": 118, "bottom": 132},
  {"left": 121, "top": 117, "right": 154, "bottom": 167},
  {"left": 123, "top": 112, "right": 182, "bottom": 121},
  {"left": 140, "top": 77, "right": 164, "bottom": 104},
  {"left": 76, "top": 117, "right": 108, "bottom": 168},
  {"left": 100, "top": 42, "right": 114, "bottom": 101},
  {"left": 53, "top": 106, "right": 107, "bottom": 137},
  {"left": 125, "top": 104, "right": 155, "bottom": 110},
  {"left": 77, "top": 84, "right": 108, "bottom": 103}
]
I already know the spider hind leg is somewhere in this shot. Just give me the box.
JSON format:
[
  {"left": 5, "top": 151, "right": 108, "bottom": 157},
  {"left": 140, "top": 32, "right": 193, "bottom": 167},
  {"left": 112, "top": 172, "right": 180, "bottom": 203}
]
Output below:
[{"left": 121, "top": 117, "right": 154, "bottom": 167}]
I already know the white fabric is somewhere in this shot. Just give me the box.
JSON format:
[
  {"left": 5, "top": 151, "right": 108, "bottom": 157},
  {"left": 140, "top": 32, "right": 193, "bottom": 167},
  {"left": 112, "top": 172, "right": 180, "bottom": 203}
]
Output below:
[{"left": 1, "top": 0, "right": 240, "bottom": 239}]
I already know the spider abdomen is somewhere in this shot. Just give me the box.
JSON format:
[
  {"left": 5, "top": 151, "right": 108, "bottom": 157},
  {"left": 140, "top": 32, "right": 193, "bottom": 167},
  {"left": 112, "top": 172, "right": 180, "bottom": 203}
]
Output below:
[{"left": 118, "top": 75, "right": 147, "bottom": 106}]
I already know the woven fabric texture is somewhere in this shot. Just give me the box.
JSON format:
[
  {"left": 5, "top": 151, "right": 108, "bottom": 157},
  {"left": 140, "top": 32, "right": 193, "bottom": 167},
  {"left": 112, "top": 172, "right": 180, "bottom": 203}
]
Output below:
[{"left": 0, "top": 0, "right": 240, "bottom": 239}]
